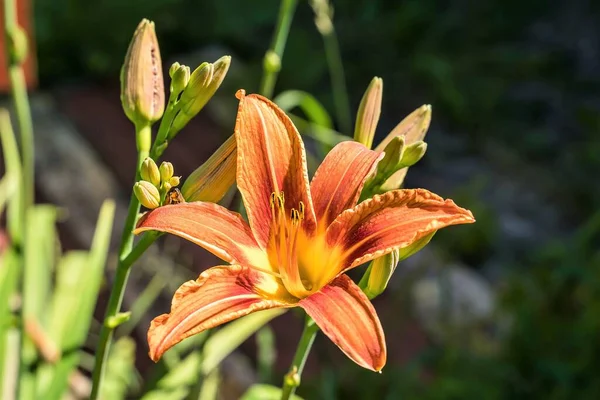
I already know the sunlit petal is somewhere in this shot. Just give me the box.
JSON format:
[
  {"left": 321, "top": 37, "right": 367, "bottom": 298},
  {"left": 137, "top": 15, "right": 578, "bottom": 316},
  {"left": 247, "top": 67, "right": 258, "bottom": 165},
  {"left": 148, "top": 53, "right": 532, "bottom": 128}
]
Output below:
[
  {"left": 310, "top": 141, "right": 383, "bottom": 228},
  {"left": 234, "top": 90, "right": 316, "bottom": 247},
  {"left": 148, "top": 265, "right": 294, "bottom": 361},
  {"left": 135, "top": 202, "right": 271, "bottom": 270},
  {"left": 327, "top": 189, "right": 475, "bottom": 275},
  {"left": 299, "top": 274, "right": 386, "bottom": 371}
]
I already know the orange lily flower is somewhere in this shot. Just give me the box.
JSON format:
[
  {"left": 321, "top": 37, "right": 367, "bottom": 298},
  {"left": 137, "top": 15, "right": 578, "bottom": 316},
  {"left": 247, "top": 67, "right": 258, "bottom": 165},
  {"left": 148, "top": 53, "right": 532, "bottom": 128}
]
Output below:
[{"left": 135, "top": 90, "right": 475, "bottom": 371}]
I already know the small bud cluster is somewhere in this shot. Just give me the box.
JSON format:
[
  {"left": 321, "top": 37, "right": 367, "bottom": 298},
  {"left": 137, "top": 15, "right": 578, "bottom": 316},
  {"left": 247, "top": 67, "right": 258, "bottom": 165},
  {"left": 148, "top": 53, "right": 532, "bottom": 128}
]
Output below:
[
  {"left": 353, "top": 77, "right": 432, "bottom": 197},
  {"left": 134, "top": 158, "right": 183, "bottom": 209}
]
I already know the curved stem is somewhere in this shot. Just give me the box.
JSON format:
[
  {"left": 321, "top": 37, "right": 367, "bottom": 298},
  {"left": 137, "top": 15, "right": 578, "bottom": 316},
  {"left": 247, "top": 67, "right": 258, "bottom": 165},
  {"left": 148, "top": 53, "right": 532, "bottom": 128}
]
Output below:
[
  {"left": 280, "top": 316, "right": 319, "bottom": 400},
  {"left": 322, "top": 29, "right": 351, "bottom": 135},
  {"left": 259, "top": 0, "right": 298, "bottom": 98},
  {"left": 90, "top": 124, "right": 155, "bottom": 400}
]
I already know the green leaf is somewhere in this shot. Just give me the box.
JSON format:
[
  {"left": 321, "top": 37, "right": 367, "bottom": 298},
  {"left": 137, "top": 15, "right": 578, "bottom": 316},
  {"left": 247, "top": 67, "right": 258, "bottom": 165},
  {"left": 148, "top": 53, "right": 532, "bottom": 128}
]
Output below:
[
  {"left": 0, "top": 249, "right": 20, "bottom": 396},
  {"left": 201, "top": 309, "right": 285, "bottom": 375},
  {"left": 274, "top": 90, "right": 333, "bottom": 129},
  {"left": 256, "top": 325, "right": 276, "bottom": 383},
  {"left": 0, "top": 172, "right": 18, "bottom": 216},
  {"left": 0, "top": 109, "right": 23, "bottom": 243},
  {"left": 23, "top": 205, "right": 57, "bottom": 321},
  {"left": 42, "top": 200, "right": 115, "bottom": 398},
  {"left": 240, "top": 384, "right": 304, "bottom": 400},
  {"left": 100, "top": 337, "right": 138, "bottom": 400}
]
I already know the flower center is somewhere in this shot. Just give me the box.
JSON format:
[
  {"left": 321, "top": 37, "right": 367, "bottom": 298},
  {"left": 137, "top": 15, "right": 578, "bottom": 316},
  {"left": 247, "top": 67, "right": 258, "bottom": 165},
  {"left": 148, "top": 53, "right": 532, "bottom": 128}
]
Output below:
[{"left": 267, "top": 191, "right": 312, "bottom": 298}]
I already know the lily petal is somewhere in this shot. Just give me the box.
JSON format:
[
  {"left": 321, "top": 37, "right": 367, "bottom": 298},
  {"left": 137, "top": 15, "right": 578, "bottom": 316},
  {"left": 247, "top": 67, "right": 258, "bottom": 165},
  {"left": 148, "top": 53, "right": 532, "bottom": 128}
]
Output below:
[
  {"left": 148, "top": 265, "right": 294, "bottom": 361},
  {"left": 234, "top": 90, "right": 316, "bottom": 247},
  {"left": 327, "top": 189, "right": 475, "bottom": 274},
  {"left": 135, "top": 202, "right": 270, "bottom": 270},
  {"left": 299, "top": 274, "right": 386, "bottom": 371},
  {"left": 310, "top": 141, "right": 383, "bottom": 228}
]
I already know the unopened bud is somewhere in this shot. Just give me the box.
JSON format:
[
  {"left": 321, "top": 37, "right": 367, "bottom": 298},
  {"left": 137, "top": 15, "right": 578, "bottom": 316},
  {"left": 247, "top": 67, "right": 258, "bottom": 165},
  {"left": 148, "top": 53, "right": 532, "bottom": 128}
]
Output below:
[
  {"left": 120, "top": 19, "right": 165, "bottom": 126},
  {"left": 140, "top": 157, "right": 160, "bottom": 187},
  {"left": 159, "top": 161, "right": 174, "bottom": 182},
  {"left": 170, "top": 64, "right": 191, "bottom": 96},
  {"left": 359, "top": 233, "right": 435, "bottom": 299},
  {"left": 375, "top": 104, "right": 431, "bottom": 152},
  {"left": 170, "top": 56, "right": 231, "bottom": 137},
  {"left": 134, "top": 181, "right": 160, "bottom": 209},
  {"left": 400, "top": 141, "right": 427, "bottom": 167},
  {"left": 169, "top": 62, "right": 181, "bottom": 78},
  {"left": 181, "top": 135, "right": 237, "bottom": 202},
  {"left": 375, "top": 105, "right": 432, "bottom": 191},
  {"left": 168, "top": 176, "right": 181, "bottom": 187},
  {"left": 359, "top": 250, "right": 399, "bottom": 299},
  {"left": 354, "top": 77, "right": 382, "bottom": 149}
]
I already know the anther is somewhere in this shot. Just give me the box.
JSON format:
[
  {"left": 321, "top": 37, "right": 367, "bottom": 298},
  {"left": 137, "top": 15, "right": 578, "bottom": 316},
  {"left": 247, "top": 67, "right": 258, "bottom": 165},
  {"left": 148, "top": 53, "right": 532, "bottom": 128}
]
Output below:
[
  {"left": 298, "top": 201, "right": 305, "bottom": 220},
  {"left": 270, "top": 192, "right": 276, "bottom": 210}
]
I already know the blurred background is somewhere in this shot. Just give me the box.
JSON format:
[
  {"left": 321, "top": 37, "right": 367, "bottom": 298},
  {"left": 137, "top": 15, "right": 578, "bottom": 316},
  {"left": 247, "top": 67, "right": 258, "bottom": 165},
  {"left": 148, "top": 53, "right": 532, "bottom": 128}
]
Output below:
[{"left": 4, "top": 0, "right": 600, "bottom": 398}]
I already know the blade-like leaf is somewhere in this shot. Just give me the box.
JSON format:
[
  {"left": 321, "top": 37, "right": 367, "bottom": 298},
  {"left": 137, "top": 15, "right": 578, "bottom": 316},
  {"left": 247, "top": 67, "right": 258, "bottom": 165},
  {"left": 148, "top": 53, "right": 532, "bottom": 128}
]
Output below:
[
  {"left": 201, "top": 309, "right": 285, "bottom": 374},
  {"left": 241, "top": 384, "right": 304, "bottom": 400}
]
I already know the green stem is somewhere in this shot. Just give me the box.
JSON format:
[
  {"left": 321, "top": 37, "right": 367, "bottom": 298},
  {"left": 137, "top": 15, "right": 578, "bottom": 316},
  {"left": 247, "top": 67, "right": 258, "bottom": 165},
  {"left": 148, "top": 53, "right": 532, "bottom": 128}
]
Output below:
[
  {"left": 322, "top": 29, "right": 351, "bottom": 135},
  {"left": 150, "top": 93, "right": 180, "bottom": 160},
  {"left": 3, "top": 0, "right": 34, "bottom": 217},
  {"left": 280, "top": 317, "right": 319, "bottom": 400},
  {"left": 259, "top": 0, "right": 298, "bottom": 98},
  {"left": 90, "top": 124, "right": 155, "bottom": 400}
]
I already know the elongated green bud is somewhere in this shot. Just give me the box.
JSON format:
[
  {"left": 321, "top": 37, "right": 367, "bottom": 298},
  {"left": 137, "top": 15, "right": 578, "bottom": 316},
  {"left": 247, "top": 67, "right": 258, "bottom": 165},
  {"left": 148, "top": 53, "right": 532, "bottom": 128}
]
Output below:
[
  {"left": 359, "top": 250, "right": 399, "bottom": 299},
  {"left": 375, "top": 104, "right": 431, "bottom": 152},
  {"left": 181, "top": 135, "right": 237, "bottom": 202},
  {"left": 170, "top": 56, "right": 231, "bottom": 137},
  {"left": 140, "top": 157, "right": 160, "bottom": 187},
  {"left": 354, "top": 77, "right": 382, "bottom": 149},
  {"left": 134, "top": 181, "right": 160, "bottom": 209},
  {"left": 359, "top": 233, "right": 436, "bottom": 299},
  {"left": 120, "top": 19, "right": 165, "bottom": 126},
  {"left": 159, "top": 161, "right": 174, "bottom": 182}
]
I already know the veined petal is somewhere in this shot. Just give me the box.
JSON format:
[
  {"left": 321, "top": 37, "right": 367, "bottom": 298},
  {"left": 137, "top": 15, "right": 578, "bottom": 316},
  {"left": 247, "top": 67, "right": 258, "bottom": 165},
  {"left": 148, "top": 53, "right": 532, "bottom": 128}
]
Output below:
[
  {"left": 327, "top": 189, "right": 475, "bottom": 274},
  {"left": 299, "top": 274, "right": 386, "bottom": 371},
  {"left": 234, "top": 90, "right": 316, "bottom": 247},
  {"left": 135, "top": 202, "right": 270, "bottom": 270},
  {"left": 310, "top": 141, "right": 383, "bottom": 229},
  {"left": 148, "top": 265, "right": 294, "bottom": 361}
]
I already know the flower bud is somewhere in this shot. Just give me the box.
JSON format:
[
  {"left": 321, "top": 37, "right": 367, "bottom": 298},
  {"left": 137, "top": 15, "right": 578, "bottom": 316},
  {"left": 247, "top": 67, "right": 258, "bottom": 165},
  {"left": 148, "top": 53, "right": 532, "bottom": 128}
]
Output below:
[
  {"left": 159, "top": 161, "right": 174, "bottom": 182},
  {"left": 170, "top": 64, "right": 190, "bottom": 96},
  {"left": 140, "top": 157, "right": 160, "bottom": 187},
  {"left": 400, "top": 141, "right": 427, "bottom": 167},
  {"left": 263, "top": 50, "right": 281, "bottom": 73},
  {"left": 376, "top": 105, "right": 432, "bottom": 191},
  {"left": 162, "top": 182, "right": 172, "bottom": 192},
  {"left": 181, "top": 134, "right": 236, "bottom": 202},
  {"left": 359, "top": 233, "right": 435, "bottom": 299},
  {"left": 375, "top": 104, "right": 431, "bottom": 152},
  {"left": 134, "top": 181, "right": 160, "bottom": 209},
  {"left": 170, "top": 56, "right": 231, "bottom": 137},
  {"left": 120, "top": 19, "right": 165, "bottom": 126},
  {"left": 169, "top": 62, "right": 181, "bottom": 78},
  {"left": 359, "top": 250, "right": 399, "bottom": 299},
  {"left": 168, "top": 176, "right": 181, "bottom": 187},
  {"left": 353, "top": 77, "right": 382, "bottom": 149}
]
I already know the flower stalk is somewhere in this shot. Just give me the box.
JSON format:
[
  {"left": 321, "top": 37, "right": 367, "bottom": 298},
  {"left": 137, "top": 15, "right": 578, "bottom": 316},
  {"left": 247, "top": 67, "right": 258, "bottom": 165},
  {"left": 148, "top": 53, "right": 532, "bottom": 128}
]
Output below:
[
  {"left": 280, "top": 317, "right": 319, "bottom": 400},
  {"left": 259, "top": 0, "right": 298, "bottom": 98}
]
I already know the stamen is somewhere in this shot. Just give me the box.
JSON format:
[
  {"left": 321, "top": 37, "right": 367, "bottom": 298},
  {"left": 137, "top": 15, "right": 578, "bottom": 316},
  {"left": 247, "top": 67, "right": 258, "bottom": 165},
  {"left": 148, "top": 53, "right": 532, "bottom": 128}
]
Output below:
[
  {"left": 298, "top": 201, "right": 305, "bottom": 220},
  {"left": 269, "top": 192, "right": 276, "bottom": 211}
]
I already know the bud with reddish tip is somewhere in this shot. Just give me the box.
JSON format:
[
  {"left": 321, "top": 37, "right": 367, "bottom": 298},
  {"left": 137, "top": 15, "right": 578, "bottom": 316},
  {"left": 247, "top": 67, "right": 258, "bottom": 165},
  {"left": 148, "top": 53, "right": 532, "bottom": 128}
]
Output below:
[{"left": 120, "top": 19, "right": 165, "bottom": 127}]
